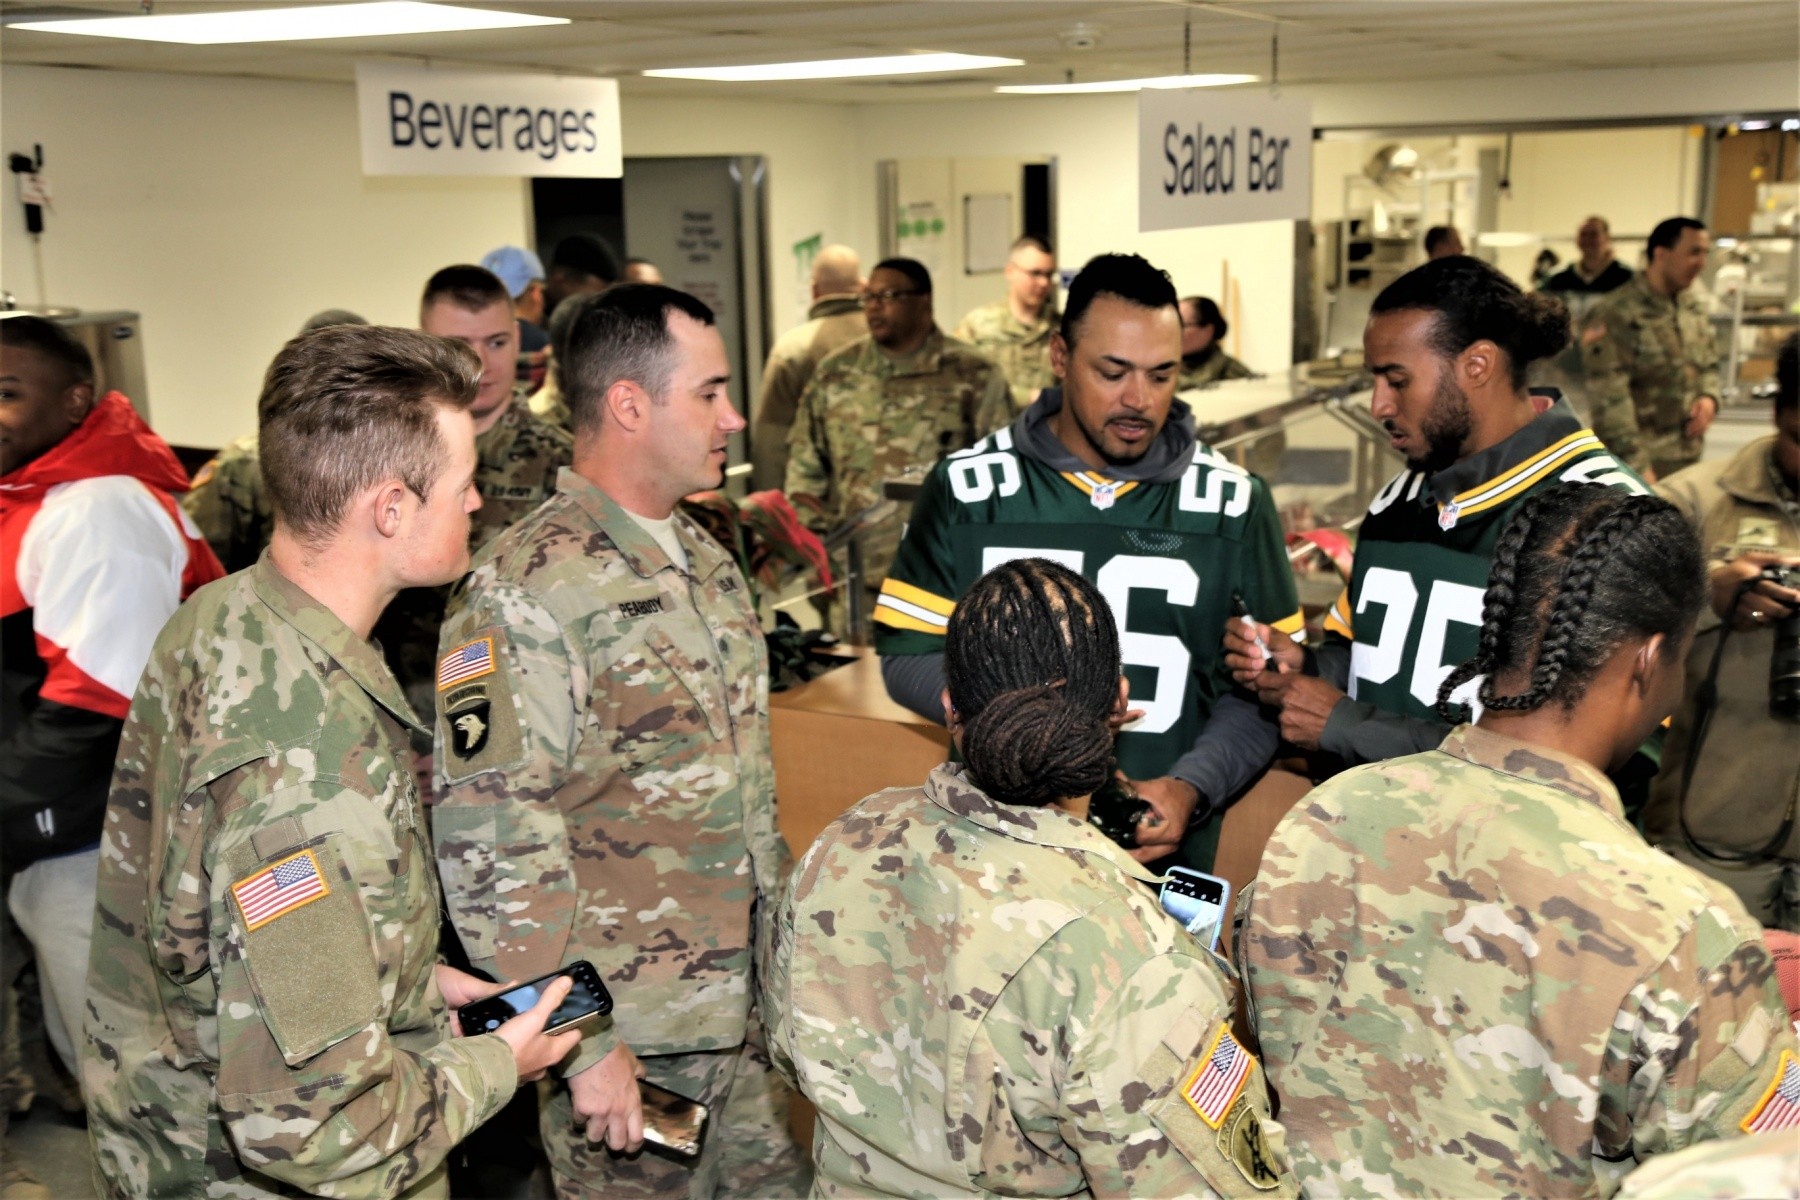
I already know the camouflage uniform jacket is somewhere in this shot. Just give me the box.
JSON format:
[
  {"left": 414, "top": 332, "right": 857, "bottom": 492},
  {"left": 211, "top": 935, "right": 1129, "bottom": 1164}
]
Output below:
[
  {"left": 952, "top": 300, "right": 1058, "bottom": 411},
  {"left": 1241, "top": 724, "right": 1798, "bottom": 1199},
  {"left": 765, "top": 762, "right": 1297, "bottom": 1199},
  {"left": 375, "top": 397, "right": 573, "bottom": 711},
  {"left": 786, "top": 329, "right": 1011, "bottom": 583},
  {"left": 1178, "top": 348, "right": 1256, "bottom": 392},
  {"left": 752, "top": 295, "right": 867, "bottom": 490},
  {"left": 433, "top": 467, "right": 788, "bottom": 1077},
  {"left": 182, "top": 432, "right": 269, "bottom": 574},
  {"left": 83, "top": 556, "right": 518, "bottom": 1199},
  {"left": 1583, "top": 271, "right": 1722, "bottom": 477}
]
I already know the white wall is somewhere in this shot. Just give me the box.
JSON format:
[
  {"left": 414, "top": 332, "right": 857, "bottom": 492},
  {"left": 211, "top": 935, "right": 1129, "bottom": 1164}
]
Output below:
[
  {"left": 850, "top": 94, "right": 1299, "bottom": 375},
  {"left": 0, "top": 65, "right": 532, "bottom": 448},
  {"left": 0, "top": 67, "right": 862, "bottom": 447},
  {"left": 618, "top": 95, "right": 856, "bottom": 334}
]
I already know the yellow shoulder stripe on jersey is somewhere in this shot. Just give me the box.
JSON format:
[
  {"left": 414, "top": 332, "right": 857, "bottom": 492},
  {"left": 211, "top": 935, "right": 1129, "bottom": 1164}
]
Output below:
[
  {"left": 873, "top": 606, "right": 948, "bottom": 635},
  {"left": 880, "top": 578, "right": 955, "bottom": 617},
  {"left": 1059, "top": 471, "right": 1141, "bottom": 501},
  {"left": 1449, "top": 430, "right": 1605, "bottom": 519},
  {"left": 1271, "top": 609, "right": 1306, "bottom": 639},
  {"left": 1323, "top": 588, "right": 1353, "bottom": 639},
  {"left": 874, "top": 578, "right": 955, "bottom": 635}
]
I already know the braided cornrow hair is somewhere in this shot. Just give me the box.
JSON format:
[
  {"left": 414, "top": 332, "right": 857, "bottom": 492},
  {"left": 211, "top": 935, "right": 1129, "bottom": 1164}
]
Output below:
[
  {"left": 1436, "top": 483, "right": 1705, "bottom": 722},
  {"left": 945, "top": 558, "right": 1122, "bottom": 808}
]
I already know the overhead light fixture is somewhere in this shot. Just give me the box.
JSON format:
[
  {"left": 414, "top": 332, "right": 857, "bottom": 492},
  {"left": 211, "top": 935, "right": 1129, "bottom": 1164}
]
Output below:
[
  {"left": 997, "top": 73, "right": 1257, "bottom": 95},
  {"left": 8, "top": 2, "right": 566, "bottom": 44},
  {"left": 644, "top": 52, "right": 1021, "bottom": 83}
]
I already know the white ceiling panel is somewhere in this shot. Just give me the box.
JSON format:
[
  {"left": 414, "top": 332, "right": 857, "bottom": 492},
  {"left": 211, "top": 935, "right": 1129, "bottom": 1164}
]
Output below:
[{"left": 0, "top": 0, "right": 1792, "bottom": 102}]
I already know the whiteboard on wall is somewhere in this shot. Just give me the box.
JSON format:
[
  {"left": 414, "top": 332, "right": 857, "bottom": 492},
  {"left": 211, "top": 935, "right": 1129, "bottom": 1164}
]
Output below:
[{"left": 963, "top": 193, "right": 1012, "bottom": 274}]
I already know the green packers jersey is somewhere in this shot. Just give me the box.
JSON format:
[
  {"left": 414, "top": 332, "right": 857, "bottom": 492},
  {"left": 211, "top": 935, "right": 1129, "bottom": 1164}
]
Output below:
[
  {"left": 876, "top": 424, "right": 1303, "bottom": 787},
  {"left": 1325, "top": 421, "right": 1647, "bottom": 724}
]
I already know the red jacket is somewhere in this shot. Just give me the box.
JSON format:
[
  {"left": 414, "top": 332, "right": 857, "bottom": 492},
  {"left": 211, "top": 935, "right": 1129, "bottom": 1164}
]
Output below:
[{"left": 1, "top": 392, "right": 223, "bottom": 866}]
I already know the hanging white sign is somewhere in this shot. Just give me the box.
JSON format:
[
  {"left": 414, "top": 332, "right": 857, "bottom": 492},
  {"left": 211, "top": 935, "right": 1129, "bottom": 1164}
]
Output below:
[
  {"left": 355, "top": 62, "right": 621, "bottom": 177},
  {"left": 1139, "top": 90, "right": 1311, "bottom": 231}
]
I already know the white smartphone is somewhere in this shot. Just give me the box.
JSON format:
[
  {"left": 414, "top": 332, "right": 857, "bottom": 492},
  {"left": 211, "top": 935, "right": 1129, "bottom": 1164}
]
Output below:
[{"left": 1158, "top": 866, "right": 1232, "bottom": 951}]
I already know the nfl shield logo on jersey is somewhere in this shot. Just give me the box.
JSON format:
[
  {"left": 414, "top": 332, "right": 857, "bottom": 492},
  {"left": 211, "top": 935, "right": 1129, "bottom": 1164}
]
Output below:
[
  {"left": 1438, "top": 501, "right": 1461, "bottom": 531},
  {"left": 1091, "top": 482, "right": 1117, "bottom": 511}
]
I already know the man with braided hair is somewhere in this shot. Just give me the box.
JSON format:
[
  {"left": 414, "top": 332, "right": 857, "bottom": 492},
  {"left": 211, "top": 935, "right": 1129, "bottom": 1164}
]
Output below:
[
  {"left": 1242, "top": 483, "right": 1798, "bottom": 1198},
  {"left": 1227, "top": 255, "right": 1646, "bottom": 768},
  {"left": 769, "top": 558, "right": 1297, "bottom": 1198},
  {"left": 878, "top": 253, "right": 1302, "bottom": 874}
]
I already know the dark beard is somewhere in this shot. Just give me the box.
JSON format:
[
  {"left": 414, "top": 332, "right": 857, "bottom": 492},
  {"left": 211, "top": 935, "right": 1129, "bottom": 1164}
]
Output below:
[
  {"left": 1410, "top": 372, "right": 1474, "bottom": 474},
  {"left": 1182, "top": 343, "right": 1219, "bottom": 371}
]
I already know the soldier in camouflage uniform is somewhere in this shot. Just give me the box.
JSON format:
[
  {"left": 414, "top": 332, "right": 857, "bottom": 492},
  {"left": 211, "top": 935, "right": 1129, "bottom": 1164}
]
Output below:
[
  {"left": 181, "top": 284, "right": 570, "bottom": 712},
  {"left": 768, "top": 558, "right": 1295, "bottom": 1198},
  {"left": 787, "top": 257, "right": 1011, "bottom": 589},
  {"left": 752, "top": 245, "right": 865, "bottom": 490},
  {"left": 1177, "top": 296, "right": 1256, "bottom": 392},
  {"left": 434, "top": 284, "right": 806, "bottom": 1199},
  {"left": 1177, "top": 295, "right": 1277, "bottom": 478},
  {"left": 83, "top": 326, "right": 574, "bottom": 1198},
  {"left": 953, "top": 235, "right": 1059, "bottom": 410},
  {"left": 1241, "top": 484, "right": 1798, "bottom": 1198},
  {"left": 1583, "top": 216, "right": 1722, "bottom": 481}
]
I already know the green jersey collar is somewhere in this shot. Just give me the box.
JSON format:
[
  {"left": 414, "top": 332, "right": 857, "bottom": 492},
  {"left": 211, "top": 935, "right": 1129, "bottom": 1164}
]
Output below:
[{"left": 1424, "top": 393, "right": 1584, "bottom": 507}]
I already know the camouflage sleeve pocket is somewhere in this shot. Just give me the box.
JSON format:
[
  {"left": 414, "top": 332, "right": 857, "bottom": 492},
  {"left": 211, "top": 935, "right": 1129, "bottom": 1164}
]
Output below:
[
  {"left": 433, "top": 805, "right": 497, "bottom": 963},
  {"left": 1145, "top": 1011, "right": 1289, "bottom": 1196},
  {"left": 228, "top": 839, "right": 383, "bottom": 1066}
]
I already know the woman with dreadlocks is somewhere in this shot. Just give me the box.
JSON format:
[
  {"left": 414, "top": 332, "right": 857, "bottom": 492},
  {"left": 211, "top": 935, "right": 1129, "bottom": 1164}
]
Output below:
[
  {"left": 762, "top": 558, "right": 1296, "bottom": 1199},
  {"left": 1240, "top": 483, "right": 1796, "bottom": 1198}
]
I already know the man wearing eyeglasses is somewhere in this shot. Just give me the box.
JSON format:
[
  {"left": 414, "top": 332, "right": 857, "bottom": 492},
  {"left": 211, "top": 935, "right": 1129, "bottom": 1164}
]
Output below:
[
  {"left": 786, "top": 257, "right": 1011, "bottom": 589},
  {"left": 955, "top": 235, "right": 1060, "bottom": 411}
]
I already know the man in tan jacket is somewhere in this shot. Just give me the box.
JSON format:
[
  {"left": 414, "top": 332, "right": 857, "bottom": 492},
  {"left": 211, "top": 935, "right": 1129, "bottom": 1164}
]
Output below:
[
  {"left": 1647, "top": 332, "right": 1800, "bottom": 930},
  {"left": 751, "top": 245, "right": 864, "bottom": 489}
]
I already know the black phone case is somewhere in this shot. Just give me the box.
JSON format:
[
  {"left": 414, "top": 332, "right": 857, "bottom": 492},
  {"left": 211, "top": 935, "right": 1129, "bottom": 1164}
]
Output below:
[{"left": 457, "top": 960, "right": 614, "bottom": 1034}]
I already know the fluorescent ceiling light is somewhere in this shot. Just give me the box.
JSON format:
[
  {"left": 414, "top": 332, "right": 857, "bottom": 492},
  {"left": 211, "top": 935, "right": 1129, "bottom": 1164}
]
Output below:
[
  {"left": 997, "top": 73, "right": 1258, "bottom": 95},
  {"left": 9, "top": 2, "right": 566, "bottom": 45},
  {"left": 644, "top": 53, "right": 1021, "bottom": 83}
]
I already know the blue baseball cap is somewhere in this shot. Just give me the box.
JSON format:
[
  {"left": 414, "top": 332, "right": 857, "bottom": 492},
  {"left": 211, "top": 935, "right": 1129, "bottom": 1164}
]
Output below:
[{"left": 479, "top": 246, "right": 546, "bottom": 300}]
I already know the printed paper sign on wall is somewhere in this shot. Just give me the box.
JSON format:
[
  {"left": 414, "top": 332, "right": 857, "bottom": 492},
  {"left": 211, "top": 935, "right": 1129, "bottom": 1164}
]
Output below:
[
  {"left": 1139, "top": 90, "right": 1311, "bottom": 232},
  {"left": 356, "top": 62, "right": 621, "bottom": 177}
]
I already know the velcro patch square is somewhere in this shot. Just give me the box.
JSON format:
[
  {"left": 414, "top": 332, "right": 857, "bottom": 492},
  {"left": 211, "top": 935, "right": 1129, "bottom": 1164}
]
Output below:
[
  {"left": 1182, "top": 1023, "right": 1254, "bottom": 1129},
  {"left": 231, "top": 848, "right": 329, "bottom": 931},
  {"left": 438, "top": 636, "right": 496, "bottom": 692}
]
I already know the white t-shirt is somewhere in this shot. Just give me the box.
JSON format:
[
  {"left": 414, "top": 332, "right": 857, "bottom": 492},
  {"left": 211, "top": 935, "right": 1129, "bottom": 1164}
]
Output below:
[{"left": 625, "top": 508, "right": 689, "bottom": 573}]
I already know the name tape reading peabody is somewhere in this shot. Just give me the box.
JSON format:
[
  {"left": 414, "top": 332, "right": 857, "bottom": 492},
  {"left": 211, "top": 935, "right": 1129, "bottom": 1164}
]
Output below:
[
  {"left": 1139, "top": 90, "right": 1311, "bottom": 232},
  {"left": 355, "top": 62, "right": 621, "bottom": 177}
]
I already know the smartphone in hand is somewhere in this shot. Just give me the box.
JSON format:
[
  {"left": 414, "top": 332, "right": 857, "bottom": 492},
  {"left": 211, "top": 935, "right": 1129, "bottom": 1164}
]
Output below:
[
  {"left": 1159, "top": 866, "right": 1231, "bottom": 951},
  {"left": 640, "top": 1080, "right": 709, "bottom": 1157},
  {"left": 456, "top": 960, "right": 613, "bottom": 1036}
]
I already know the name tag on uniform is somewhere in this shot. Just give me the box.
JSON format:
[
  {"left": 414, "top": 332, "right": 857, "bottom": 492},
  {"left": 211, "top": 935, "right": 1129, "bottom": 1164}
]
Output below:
[
  {"left": 479, "top": 483, "right": 541, "bottom": 501},
  {"left": 614, "top": 595, "right": 670, "bottom": 622}
]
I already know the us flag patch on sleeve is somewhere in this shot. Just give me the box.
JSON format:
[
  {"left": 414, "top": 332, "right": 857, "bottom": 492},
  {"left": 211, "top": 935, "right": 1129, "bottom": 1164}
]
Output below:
[
  {"left": 231, "top": 849, "right": 329, "bottom": 931},
  {"left": 1741, "top": 1049, "right": 1800, "bottom": 1134},
  {"left": 1183, "top": 1023, "right": 1255, "bottom": 1128},
  {"left": 438, "top": 636, "right": 496, "bottom": 691}
]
